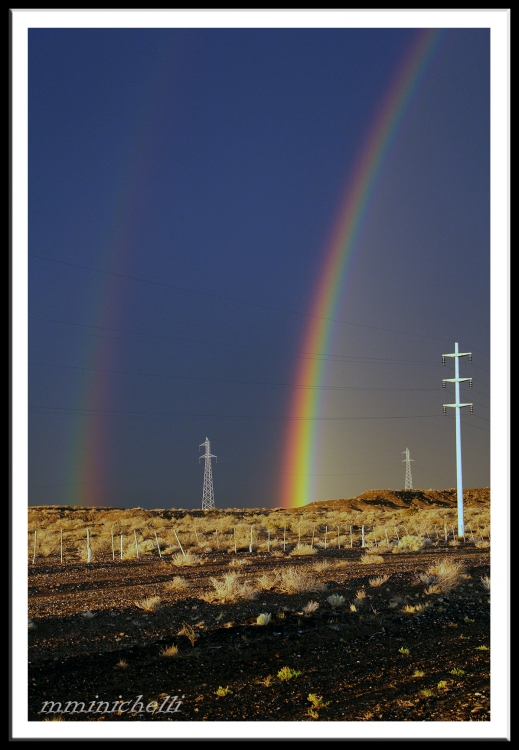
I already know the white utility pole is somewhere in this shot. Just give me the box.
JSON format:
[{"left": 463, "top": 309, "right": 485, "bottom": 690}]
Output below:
[{"left": 442, "top": 343, "right": 473, "bottom": 537}]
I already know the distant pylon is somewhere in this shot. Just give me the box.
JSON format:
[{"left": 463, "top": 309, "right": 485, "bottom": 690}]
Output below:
[
  {"left": 199, "top": 438, "right": 217, "bottom": 511},
  {"left": 402, "top": 448, "right": 414, "bottom": 490}
]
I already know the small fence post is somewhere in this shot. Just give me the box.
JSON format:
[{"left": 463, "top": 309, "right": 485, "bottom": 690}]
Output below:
[
  {"left": 267, "top": 529, "right": 270, "bottom": 553},
  {"left": 249, "top": 525, "right": 253, "bottom": 553},
  {"left": 361, "top": 526, "right": 365, "bottom": 548},
  {"left": 134, "top": 530, "right": 139, "bottom": 559},
  {"left": 60, "top": 529, "right": 63, "bottom": 563},
  {"left": 350, "top": 526, "right": 353, "bottom": 548},
  {"left": 111, "top": 531, "right": 115, "bottom": 561},
  {"left": 337, "top": 526, "right": 340, "bottom": 549},
  {"left": 120, "top": 534, "right": 123, "bottom": 560},
  {"left": 324, "top": 526, "right": 328, "bottom": 550},
  {"left": 87, "top": 528, "right": 92, "bottom": 563},
  {"left": 311, "top": 525, "right": 315, "bottom": 549},
  {"left": 233, "top": 527, "right": 237, "bottom": 554},
  {"left": 283, "top": 526, "right": 286, "bottom": 552},
  {"left": 173, "top": 529, "right": 185, "bottom": 557},
  {"left": 33, "top": 530, "right": 37, "bottom": 564}
]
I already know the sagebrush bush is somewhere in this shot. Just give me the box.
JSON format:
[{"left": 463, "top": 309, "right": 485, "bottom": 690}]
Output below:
[
  {"left": 203, "top": 572, "right": 257, "bottom": 603},
  {"left": 392, "top": 535, "right": 424, "bottom": 554},
  {"left": 275, "top": 566, "right": 326, "bottom": 595}
]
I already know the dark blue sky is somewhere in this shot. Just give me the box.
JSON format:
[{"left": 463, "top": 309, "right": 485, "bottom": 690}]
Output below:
[{"left": 28, "top": 27, "right": 490, "bottom": 509}]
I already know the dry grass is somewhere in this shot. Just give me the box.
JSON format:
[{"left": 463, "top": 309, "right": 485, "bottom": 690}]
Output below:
[
  {"left": 203, "top": 572, "right": 257, "bottom": 603},
  {"left": 256, "top": 573, "right": 277, "bottom": 591},
  {"left": 178, "top": 622, "right": 198, "bottom": 646},
  {"left": 275, "top": 566, "right": 327, "bottom": 595},
  {"left": 369, "top": 575, "right": 390, "bottom": 587},
  {"left": 423, "top": 558, "right": 464, "bottom": 593},
  {"left": 160, "top": 644, "right": 179, "bottom": 657},
  {"left": 172, "top": 552, "right": 201, "bottom": 567},
  {"left": 313, "top": 560, "right": 331, "bottom": 574},
  {"left": 165, "top": 576, "right": 188, "bottom": 591},
  {"left": 360, "top": 554, "right": 384, "bottom": 564},
  {"left": 302, "top": 600, "right": 319, "bottom": 615},
  {"left": 135, "top": 596, "right": 161, "bottom": 612},
  {"left": 480, "top": 575, "right": 490, "bottom": 590},
  {"left": 289, "top": 544, "right": 317, "bottom": 557},
  {"left": 256, "top": 613, "right": 272, "bottom": 625},
  {"left": 327, "top": 594, "right": 345, "bottom": 608},
  {"left": 392, "top": 535, "right": 424, "bottom": 554}
]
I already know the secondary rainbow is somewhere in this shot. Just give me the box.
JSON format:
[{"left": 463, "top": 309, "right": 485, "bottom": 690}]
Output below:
[
  {"left": 64, "top": 48, "right": 174, "bottom": 507},
  {"left": 279, "top": 29, "right": 442, "bottom": 508}
]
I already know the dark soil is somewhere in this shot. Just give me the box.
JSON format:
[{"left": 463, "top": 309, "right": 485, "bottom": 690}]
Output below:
[{"left": 28, "top": 544, "right": 490, "bottom": 722}]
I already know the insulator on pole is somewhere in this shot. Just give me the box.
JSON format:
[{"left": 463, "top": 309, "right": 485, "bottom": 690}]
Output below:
[
  {"left": 442, "top": 356, "right": 446, "bottom": 365},
  {"left": 468, "top": 354, "right": 472, "bottom": 364},
  {"left": 442, "top": 381, "right": 446, "bottom": 389},
  {"left": 470, "top": 405, "right": 473, "bottom": 414},
  {"left": 443, "top": 406, "right": 447, "bottom": 415},
  {"left": 469, "top": 379, "right": 473, "bottom": 388}
]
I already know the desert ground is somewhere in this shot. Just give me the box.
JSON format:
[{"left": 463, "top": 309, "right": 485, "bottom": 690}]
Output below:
[{"left": 28, "top": 489, "right": 490, "bottom": 722}]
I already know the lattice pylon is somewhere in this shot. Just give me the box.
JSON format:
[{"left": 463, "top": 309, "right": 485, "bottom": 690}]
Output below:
[
  {"left": 199, "top": 438, "right": 217, "bottom": 510},
  {"left": 402, "top": 447, "right": 414, "bottom": 490}
]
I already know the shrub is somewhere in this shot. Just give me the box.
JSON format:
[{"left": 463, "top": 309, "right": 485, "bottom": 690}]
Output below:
[
  {"left": 289, "top": 544, "right": 317, "bottom": 556},
  {"left": 327, "top": 594, "right": 345, "bottom": 608},
  {"left": 302, "top": 600, "right": 319, "bottom": 615},
  {"left": 424, "top": 559, "right": 464, "bottom": 592},
  {"left": 171, "top": 552, "right": 201, "bottom": 567},
  {"left": 215, "top": 686, "right": 233, "bottom": 697},
  {"left": 369, "top": 575, "right": 390, "bottom": 587},
  {"left": 360, "top": 553, "right": 384, "bottom": 564},
  {"left": 135, "top": 596, "right": 161, "bottom": 612},
  {"left": 277, "top": 666, "right": 301, "bottom": 681},
  {"left": 256, "top": 613, "right": 272, "bottom": 626},
  {"left": 165, "top": 576, "right": 188, "bottom": 591},
  {"left": 203, "top": 572, "right": 257, "bottom": 603},
  {"left": 392, "top": 535, "right": 424, "bottom": 554},
  {"left": 178, "top": 622, "right": 198, "bottom": 646},
  {"left": 275, "top": 566, "right": 326, "bottom": 595},
  {"left": 160, "top": 644, "right": 179, "bottom": 658}
]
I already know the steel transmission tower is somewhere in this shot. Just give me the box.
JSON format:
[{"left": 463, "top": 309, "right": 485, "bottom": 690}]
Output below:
[
  {"left": 442, "top": 343, "right": 473, "bottom": 537},
  {"left": 199, "top": 438, "right": 217, "bottom": 511},
  {"left": 402, "top": 448, "right": 414, "bottom": 490}
]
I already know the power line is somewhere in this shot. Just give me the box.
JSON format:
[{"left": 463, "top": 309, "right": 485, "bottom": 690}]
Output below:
[
  {"left": 28, "top": 254, "right": 490, "bottom": 355},
  {"left": 29, "top": 405, "right": 444, "bottom": 421},
  {"left": 28, "top": 361, "right": 452, "bottom": 393},
  {"left": 28, "top": 316, "right": 491, "bottom": 384}
]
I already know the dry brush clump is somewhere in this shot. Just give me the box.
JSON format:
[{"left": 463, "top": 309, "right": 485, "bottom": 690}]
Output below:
[
  {"left": 392, "top": 535, "right": 425, "bottom": 554},
  {"left": 274, "top": 566, "right": 327, "bottom": 595},
  {"left": 202, "top": 572, "right": 257, "bottom": 603},
  {"left": 289, "top": 544, "right": 317, "bottom": 557},
  {"left": 369, "top": 575, "right": 390, "bottom": 587},
  {"left": 171, "top": 551, "right": 201, "bottom": 567},
  {"left": 134, "top": 596, "right": 161, "bottom": 612},
  {"left": 165, "top": 576, "right": 189, "bottom": 591},
  {"left": 360, "top": 553, "right": 384, "bottom": 564},
  {"left": 420, "top": 558, "right": 465, "bottom": 594}
]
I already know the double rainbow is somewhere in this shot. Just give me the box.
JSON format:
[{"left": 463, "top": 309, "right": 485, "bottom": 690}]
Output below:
[{"left": 279, "top": 29, "right": 442, "bottom": 508}]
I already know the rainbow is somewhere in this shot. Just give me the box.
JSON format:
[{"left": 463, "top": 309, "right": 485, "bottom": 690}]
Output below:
[
  {"left": 279, "top": 29, "right": 442, "bottom": 508},
  {"left": 64, "top": 45, "right": 174, "bottom": 506}
]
